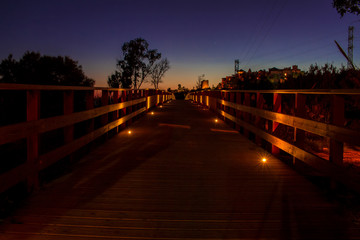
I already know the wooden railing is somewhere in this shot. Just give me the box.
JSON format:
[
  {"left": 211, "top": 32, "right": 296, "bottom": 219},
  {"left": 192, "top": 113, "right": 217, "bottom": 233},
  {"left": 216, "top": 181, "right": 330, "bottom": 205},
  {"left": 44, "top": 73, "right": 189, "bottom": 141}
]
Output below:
[
  {"left": 191, "top": 89, "right": 360, "bottom": 191},
  {"left": 0, "top": 84, "right": 173, "bottom": 194}
]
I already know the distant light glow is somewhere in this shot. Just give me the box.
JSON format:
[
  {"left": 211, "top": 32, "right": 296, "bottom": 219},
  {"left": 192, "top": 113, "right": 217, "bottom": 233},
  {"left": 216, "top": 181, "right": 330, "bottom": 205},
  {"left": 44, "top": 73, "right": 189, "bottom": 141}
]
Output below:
[
  {"left": 151, "top": 111, "right": 154, "bottom": 115},
  {"left": 215, "top": 119, "right": 218, "bottom": 123},
  {"left": 128, "top": 130, "right": 132, "bottom": 135},
  {"left": 262, "top": 158, "right": 267, "bottom": 163},
  {"left": 160, "top": 105, "right": 163, "bottom": 108}
]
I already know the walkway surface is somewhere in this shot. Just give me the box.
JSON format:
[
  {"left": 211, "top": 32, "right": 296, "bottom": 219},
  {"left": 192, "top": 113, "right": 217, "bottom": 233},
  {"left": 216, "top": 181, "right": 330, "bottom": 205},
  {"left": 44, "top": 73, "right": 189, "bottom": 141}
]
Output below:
[{"left": 0, "top": 100, "right": 359, "bottom": 239}]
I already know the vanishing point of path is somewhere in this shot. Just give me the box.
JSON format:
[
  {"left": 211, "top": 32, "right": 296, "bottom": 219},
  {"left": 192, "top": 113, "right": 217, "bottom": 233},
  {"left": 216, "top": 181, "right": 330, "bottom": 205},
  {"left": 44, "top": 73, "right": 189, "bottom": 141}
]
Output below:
[{"left": 0, "top": 100, "right": 359, "bottom": 239}]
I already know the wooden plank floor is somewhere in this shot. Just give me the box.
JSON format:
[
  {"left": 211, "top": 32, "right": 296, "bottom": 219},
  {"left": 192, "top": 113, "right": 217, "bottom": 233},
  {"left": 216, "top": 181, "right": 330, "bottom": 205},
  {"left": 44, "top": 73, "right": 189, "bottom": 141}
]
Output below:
[{"left": 1, "top": 100, "right": 359, "bottom": 239}]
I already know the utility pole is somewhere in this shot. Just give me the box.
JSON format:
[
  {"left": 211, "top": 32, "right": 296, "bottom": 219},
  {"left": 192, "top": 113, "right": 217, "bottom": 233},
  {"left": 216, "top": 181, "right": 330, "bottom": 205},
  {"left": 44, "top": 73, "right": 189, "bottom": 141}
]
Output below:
[
  {"left": 235, "top": 59, "right": 240, "bottom": 74},
  {"left": 348, "top": 26, "right": 354, "bottom": 69}
]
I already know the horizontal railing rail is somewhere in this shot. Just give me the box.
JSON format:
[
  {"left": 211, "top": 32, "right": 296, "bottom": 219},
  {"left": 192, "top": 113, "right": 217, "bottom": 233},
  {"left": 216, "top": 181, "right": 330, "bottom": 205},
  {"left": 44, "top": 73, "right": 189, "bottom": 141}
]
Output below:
[
  {"left": 0, "top": 84, "right": 173, "bottom": 194},
  {"left": 191, "top": 89, "right": 360, "bottom": 192}
]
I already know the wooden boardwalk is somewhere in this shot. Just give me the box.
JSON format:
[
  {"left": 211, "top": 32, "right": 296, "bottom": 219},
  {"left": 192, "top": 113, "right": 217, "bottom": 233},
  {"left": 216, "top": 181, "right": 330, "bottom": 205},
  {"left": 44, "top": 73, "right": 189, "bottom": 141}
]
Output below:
[{"left": 0, "top": 100, "right": 359, "bottom": 239}]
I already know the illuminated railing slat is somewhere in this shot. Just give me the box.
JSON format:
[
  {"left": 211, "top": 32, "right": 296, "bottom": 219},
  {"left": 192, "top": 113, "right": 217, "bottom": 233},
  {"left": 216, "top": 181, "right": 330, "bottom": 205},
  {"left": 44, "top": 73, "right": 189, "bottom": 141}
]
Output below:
[
  {"left": 0, "top": 85, "right": 172, "bottom": 194},
  {"left": 38, "top": 107, "right": 146, "bottom": 170},
  {"left": 0, "top": 98, "right": 146, "bottom": 145},
  {"left": 217, "top": 98, "right": 360, "bottom": 146},
  {"left": 191, "top": 89, "right": 360, "bottom": 192}
]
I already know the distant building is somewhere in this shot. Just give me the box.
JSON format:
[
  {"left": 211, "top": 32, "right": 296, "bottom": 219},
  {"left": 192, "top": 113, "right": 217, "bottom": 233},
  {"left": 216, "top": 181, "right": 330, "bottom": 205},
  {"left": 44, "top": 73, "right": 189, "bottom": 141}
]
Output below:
[
  {"left": 221, "top": 76, "right": 237, "bottom": 89},
  {"left": 218, "top": 65, "right": 302, "bottom": 89},
  {"left": 201, "top": 80, "right": 209, "bottom": 89},
  {"left": 268, "top": 65, "right": 301, "bottom": 84}
]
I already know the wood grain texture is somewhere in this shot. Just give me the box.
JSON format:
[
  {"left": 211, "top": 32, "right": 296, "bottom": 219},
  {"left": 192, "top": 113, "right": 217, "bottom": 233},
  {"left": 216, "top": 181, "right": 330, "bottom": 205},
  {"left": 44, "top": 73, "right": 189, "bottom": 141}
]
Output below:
[
  {"left": 0, "top": 101, "right": 357, "bottom": 239},
  {"left": 217, "top": 98, "right": 360, "bottom": 145},
  {"left": 218, "top": 109, "right": 360, "bottom": 193},
  {"left": 0, "top": 98, "right": 146, "bottom": 145}
]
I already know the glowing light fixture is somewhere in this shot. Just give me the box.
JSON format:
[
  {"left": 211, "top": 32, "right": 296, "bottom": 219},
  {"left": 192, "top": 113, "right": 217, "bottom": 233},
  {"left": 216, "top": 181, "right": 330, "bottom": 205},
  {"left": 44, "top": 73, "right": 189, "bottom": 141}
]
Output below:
[
  {"left": 128, "top": 130, "right": 132, "bottom": 135},
  {"left": 151, "top": 111, "right": 154, "bottom": 115},
  {"left": 262, "top": 158, "right": 267, "bottom": 163},
  {"left": 215, "top": 119, "right": 218, "bottom": 123}
]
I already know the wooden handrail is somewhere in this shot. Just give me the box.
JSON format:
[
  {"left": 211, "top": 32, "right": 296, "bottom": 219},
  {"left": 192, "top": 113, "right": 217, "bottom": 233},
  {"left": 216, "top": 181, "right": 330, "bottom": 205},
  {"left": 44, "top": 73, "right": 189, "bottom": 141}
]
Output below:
[
  {"left": 0, "top": 98, "right": 146, "bottom": 145},
  {"left": 0, "top": 83, "right": 166, "bottom": 92},
  {"left": 218, "top": 109, "right": 360, "bottom": 192},
  {"left": 218, "top": 98, "right": 360, "bottom": 146},
  {"left": 0, "top": 86, "right": 172, "bottom": 194},
  {"left": 191, "top": 90, "right": 360, "bottom": 192},
  {"left": 215, "top": 89, "right": 360, "bottom": 95}
]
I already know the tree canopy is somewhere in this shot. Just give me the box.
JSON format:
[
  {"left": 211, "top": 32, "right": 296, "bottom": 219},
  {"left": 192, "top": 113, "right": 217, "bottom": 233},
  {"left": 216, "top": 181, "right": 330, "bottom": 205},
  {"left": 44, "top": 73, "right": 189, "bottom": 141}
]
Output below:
[
  {"left": 333, "top": 0, "right": 360, "bottom": 16},
  {"left": 108, "top": 38, "right": 169, "bottom": 89},
  {"left": 0, "top": 51, "right": 94, "bottom": 86},
  {"left": 150, "top": 58, "right": 170, "bottom": 89}
]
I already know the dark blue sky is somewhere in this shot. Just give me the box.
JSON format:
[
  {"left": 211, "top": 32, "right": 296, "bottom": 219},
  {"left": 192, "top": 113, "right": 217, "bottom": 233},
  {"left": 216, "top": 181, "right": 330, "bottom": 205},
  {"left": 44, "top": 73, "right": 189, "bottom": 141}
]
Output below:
[{"left": 1, "top": 0, "right": 359, "bottom": 89}]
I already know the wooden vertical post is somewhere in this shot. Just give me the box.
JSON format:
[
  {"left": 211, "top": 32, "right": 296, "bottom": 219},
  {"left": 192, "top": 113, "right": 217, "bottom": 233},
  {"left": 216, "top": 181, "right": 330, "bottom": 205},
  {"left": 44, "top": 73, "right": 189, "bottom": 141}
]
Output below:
[
  {"left": 294, "top": 93, "right": 306, "bottom": 164},
  {"left": 101, "top": 90, "right": 109, "bottom": 127},
  {"left": 113, "top": 90, "right": 119, "bottom": 133},
  {"left": 85, "top": 90, "right": 94, "bottom": 133},
  {"left": 235, "top": 92, "right": 242, "bottom": 132},
  {"left": 330, "top": 95, "right": 344, "bottom": 165},
  {"left": 127, "top": 90, "right": 133, "bottom": 126},
  {"left": 120, "top": 90, "right": 127, "bottom": 130},
  {"left": 243, "top": 93, "right": 251, "bottom": 138},
  {"left": 272, "top": 93, "right": 281, "bottom": 155},
  {"left": 255, "top": 92, "right": 264, "bottom": 145},
  {"left": 145, "top": 90, "right": 149, "bottom": 111},
  {"left": 63, "top": 90, "right": 74, "bottom": 145},
  {"left": 223, "top": 92, "right": 227, "bottom": 121},
  {"left": 27, "top": 90, "right": 40, "bottom": 192},
  {"left": 229, "top": 92, "right": 235, "bottom": 128}
]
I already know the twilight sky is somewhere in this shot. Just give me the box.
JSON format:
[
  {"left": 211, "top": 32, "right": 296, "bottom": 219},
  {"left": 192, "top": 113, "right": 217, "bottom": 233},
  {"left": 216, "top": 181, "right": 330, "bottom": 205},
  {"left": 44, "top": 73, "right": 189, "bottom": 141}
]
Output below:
[{"left": 1, "top": 0, "right": 359, "bottom": 89}]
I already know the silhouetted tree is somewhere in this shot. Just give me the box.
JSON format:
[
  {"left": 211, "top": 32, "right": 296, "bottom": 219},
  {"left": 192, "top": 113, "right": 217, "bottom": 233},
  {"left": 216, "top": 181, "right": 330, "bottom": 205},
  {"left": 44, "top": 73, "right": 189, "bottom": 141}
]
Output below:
[
  {"left": 0, "top": 51, "right": 94, "bottom": 86},
  {"left": 111, "top": 38, "right": 162, "bottom": 89},
  {"left": 150, "top": 58, "right": 170, "bottom": 89},
  {"left": 333, "top": 0, "right": 360, "bottom": 16},
  {"left": 107, "top": 68, "right": 132, "bottom": 88},
  {"left": 196, "top": 74, "right": 205, "bottom": 89}
]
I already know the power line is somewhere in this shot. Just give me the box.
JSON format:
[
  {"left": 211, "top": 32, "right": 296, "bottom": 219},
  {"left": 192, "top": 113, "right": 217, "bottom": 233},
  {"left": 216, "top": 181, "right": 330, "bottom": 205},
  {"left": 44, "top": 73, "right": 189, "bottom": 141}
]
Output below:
[
  {"left": 239, "top": 0, "right": 279, "bottom": 65},
  {"left": 245, "top": 0, "right": 289, "bottom": 67}
]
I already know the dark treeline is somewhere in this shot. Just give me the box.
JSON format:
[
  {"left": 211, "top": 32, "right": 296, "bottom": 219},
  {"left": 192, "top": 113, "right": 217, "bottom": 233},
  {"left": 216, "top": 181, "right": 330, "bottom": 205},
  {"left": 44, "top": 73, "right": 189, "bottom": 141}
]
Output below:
[
  {"left": 282, "top": 64, "right": 360, "bottom": 89},
  {"left": 0, "top": 51, "right": 94, "bottom": 86},
  {"left": 230, "top": 64, "right": 360, "bottom": 90}
]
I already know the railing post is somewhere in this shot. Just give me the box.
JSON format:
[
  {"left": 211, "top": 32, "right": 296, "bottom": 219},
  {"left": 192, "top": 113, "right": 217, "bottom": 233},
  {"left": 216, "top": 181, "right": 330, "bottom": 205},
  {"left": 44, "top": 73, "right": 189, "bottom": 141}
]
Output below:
[
  {"left": 145, "top": 90, "right": 149, "bottom": 111},
  {"left": 120, "top": 90, "right": 127, "bottom": 129},
  {"left": 27, "top": 90, "right": 40, "bottom": 192},
  {"left": 255, "top": 92, "right": 264, "bottom": 145},
  {"left": 229, "top": 92, "right": 235, "bottom": 128},
  {"left": 272, "top": 93, "right": 281, "bottom": 155},
  {"left": 101, "top": 90, "right": 109, "bottom": 127},
  {"left": 235, "top": 92, "right": 242, "bottom": 132},
  {"left": 330, "top": 95, "right": 344, "bottom": 165},
  {"left": 86, "top": 90, "right": 94, "bottom": 133},
  {"left": 63, "top": 90, "right": 74, "bottom": 156},
  {"left": 113, "top": 90, "right": 119, "bottom": 133},
  {"left": 294, "top": 93, "right": 306, "bottom": 164},
  {"left": 243, "top": 93, "right": 251, "bottom": 138},
  {"left": 127, "top": 90, "right": 133, "bottom": 126}
]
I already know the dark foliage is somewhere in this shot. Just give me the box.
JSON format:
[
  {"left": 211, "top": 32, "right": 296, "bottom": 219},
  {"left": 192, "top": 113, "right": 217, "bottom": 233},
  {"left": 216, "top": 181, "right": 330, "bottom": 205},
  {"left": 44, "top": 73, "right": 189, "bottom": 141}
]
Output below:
[
  {"left": 333, "top": 0, "right": 360, "bottom": 16},
  {"left": 108, "top": 38, "right": 168, "bottom": 89},
  {"left": 0, "top": 51, "right": 95, "bottom": 86},
  {"left": 280, "top": 64, "right": 360, "bottom": 89}
]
